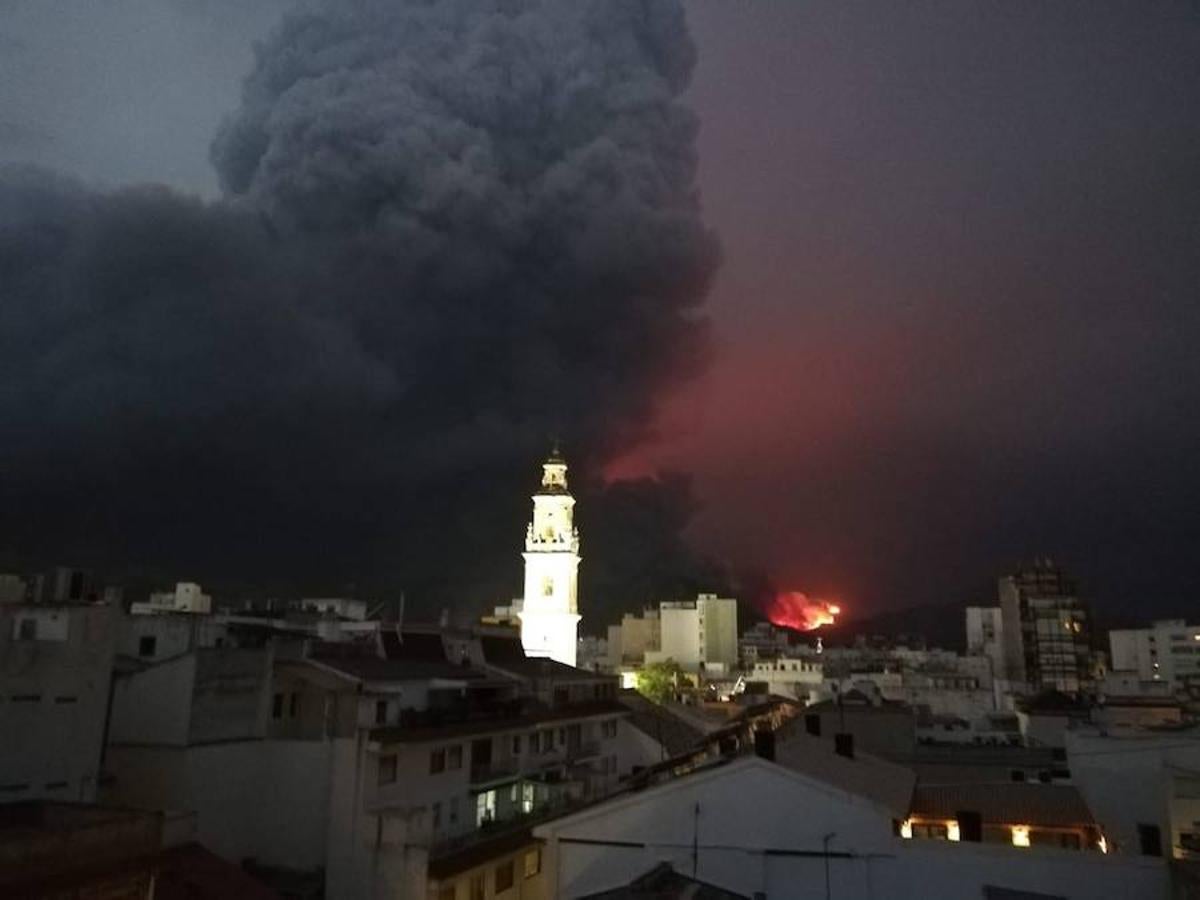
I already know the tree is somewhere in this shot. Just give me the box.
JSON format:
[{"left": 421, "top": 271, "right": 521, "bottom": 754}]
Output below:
[{"left": 635, "top": 659, "right": 684, "bottom": 704}]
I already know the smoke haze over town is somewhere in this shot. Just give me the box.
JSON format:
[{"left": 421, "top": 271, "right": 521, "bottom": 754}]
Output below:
[{"left": 1, "top": 1, "right": 1198, "bottom": 623}]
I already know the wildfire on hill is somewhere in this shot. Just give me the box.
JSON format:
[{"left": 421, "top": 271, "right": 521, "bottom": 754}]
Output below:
[{"left": 766, "top": 591, "right": 841, "bottom": 632}]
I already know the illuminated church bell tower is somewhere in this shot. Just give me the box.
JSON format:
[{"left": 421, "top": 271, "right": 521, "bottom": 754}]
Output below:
[{"left": 518, "top": 446, "right": 581, "bottom": 667}]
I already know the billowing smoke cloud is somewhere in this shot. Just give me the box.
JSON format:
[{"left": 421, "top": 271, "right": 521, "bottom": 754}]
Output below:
[{"left": 0, "top": 0, "right": 719, "bottom": 610}]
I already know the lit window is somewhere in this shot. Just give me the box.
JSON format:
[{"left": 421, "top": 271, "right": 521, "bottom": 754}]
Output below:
[
  {"left": 1011, "top": 825, "right": 1031, "bottom": 847},
  {"left": 899, "top": 819, "right": 913, "bottom": 839},
  {"left": 947, "top": 821, "right": 960, "bottom": 842}
]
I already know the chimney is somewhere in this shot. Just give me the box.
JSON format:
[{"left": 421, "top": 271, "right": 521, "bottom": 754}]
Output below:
[
  {"left": 834, "top": 733, "right": 854, "bottom": 759},
  {"left": 754, "top": 728, "right": 776, "bottom": 762}
]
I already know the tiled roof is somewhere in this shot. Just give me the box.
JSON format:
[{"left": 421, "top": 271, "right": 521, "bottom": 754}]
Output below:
[
  {"left": 370, "top": 699, "right": 628, "bottom": 744},
  {"left": 909, "top": 783, "right": 1096, "bottom": 827},
  {"left": 772, "top": 720, "right": 916, "bottom": 817},
  {"left": 619, "top": 693, "right": 705, "bottom": 756},
  {"left": 306, "top": 648, "right": 480, "bottom": 683}
]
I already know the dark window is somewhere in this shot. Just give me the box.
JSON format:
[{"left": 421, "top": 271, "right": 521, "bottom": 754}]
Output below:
[
  {"left": 956, "top": 810, "right": 983, "bottom": 842},
  {"left": 138, "top": 635, "right": 156, "bottom": 657},
  {"left": 375, "top": 700, "right": 388, "bottom": 725},
  {"left": 18, "top": 619, "right": 37, "bottom": 640},
  {"left": 54, "top": 696, "right": 77, "bottom": 704},
  {"left": 378, "top": 754, "right": 397, "bottom": 785},
  {"left": 272, "top": 693, "right": 284, "bottom": 719},
  {"left": 470, "top": 874, "right": 485, "bottom": 900},
  {"left": 805, "top": 713, "right": 821, "bottom": 736},
  {"left": 1138, "top": 823, "right": 1162, "bottom": 857},
  {"left": 554, "top": 688, "right": 569, "bottom": 706},
  {"left": 512, "top": 735, "right": 521, "bottom": 755},
  {"left": 290, "top": 693, "right": 300, "bottom": 718},
  {"left": 430, "top": 748, "right": 446, "bottom": 774},
  {"left": 44, "top": 781, "right": 68, "bottom": 790},
  {"left": 1010, "top": 769, "right": 1026, "bottom": 782},
  {"left": 438, "top": 887, "right": 455, "bottom": 900},
  {"left": 495, "top": 860, "right": 514, "bottom": 893},
  {"left": 11, "top": 694, "right": 40, "bottom": 703},
  {"left": 448, "top": 745, "right": 463, "bottom": 770},
  {"left": 529, "top": 732, "right": 540, "bottom": 754},
  {"left": 471, "top": 739, "right": 492, "bottom": 769}
]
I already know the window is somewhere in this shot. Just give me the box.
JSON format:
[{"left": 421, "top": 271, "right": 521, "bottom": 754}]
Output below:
[
  {"left": 54, "top": 696, "right": 77, "bottom": 704},
  {"left": 601, "top": 719, "right": 618, "bottom": 739},
  {"left": 375, "top": 699, "right": 388, "bottom": 725},
  {"left": 17, "top": 618, "right": 37, "bottom": 640},
  {"left": 448, "top": 745, "right": 463, "bottom": 770},
  {"left": 450, "top": 797, "right": 460, "bottom": 824},
  {"left": 523, "top": 847, "right": 541, "bottom": 878},
  {"left": 469, "top": 874, "right": 485, "bottom": 900},
  {"left": 542, "top": 729, "right": 555, "bottom": 752},
  {"left": 430, "top": 748, "right": 446, "bottom": 774},
  {"left": 290, "top": 693, "right": 300, "bottom": 718},
  {"left": 512, "top": 735, "right": 521, "bottom": 755},
  {"left": 11, "top": 694, "right": 40, "bottom": 703},
  {"left": 1138, "top": 823, "right": 1162, "bottom": 857},
  {"left": 438, "top": 887, "right": 455, "bottom": 900},
  {"left": 272, "top": 693, "right": 284, "bottom": 719},
  {"left": 529, "top": 732, "right": 540, "bottom": 754},
  {"left": 138, "top": 635, "right": 156, "bottom": 657},
  {"left": 432, "top": 801, "right": 442, "bottom": 830},
  {"left": 378, "top": 754, "right": 397, "bottom": 785},
  {"left": 495, "top": 860, "right": 514, "bottom": 893}
]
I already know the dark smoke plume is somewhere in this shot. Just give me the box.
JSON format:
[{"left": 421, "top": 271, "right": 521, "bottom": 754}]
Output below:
[{"left": 0, "top": 0, "right": 719, "bottom": 613}]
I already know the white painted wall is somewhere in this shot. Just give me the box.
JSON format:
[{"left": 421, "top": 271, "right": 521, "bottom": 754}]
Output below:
[{"left": 536, "top": 757, "right": 1168, "bottom": 900}]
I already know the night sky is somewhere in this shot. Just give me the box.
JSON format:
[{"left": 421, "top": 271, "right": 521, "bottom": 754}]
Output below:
[{"left": 1, "top": 2, "right": 1197, "bottom": 621}]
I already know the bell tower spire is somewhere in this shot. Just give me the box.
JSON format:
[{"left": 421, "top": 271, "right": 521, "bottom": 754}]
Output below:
[{"left": 518, "top": 445, "right": 581, "bottom": 666}]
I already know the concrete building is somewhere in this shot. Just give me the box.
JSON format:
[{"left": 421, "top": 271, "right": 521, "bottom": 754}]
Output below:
[
  {"left": 605, "top": 608, "right": 660, "bottom": 670},
  {"left": 513, "top": 449, "right": 582, "bottom": 667},
  {"left": 645, "top": 594, "right": 738, "bottom": 675},
  {"left": 1068, "top": 725, "right": 1200, "bottom": 861},
  {"left": 748, "top": 656, "right": 823, "bottom": 701},
  {"left": 533, "top": 727, "right": 1165, "bottom": 899},
  {"left": 965, "top": 605, "right": 1005, "bottom": 677},
  {"left": 298, "top": 596, "right": 370, "bottom": 621},
  {"left": 0, "top": 574, "right": 28, "bottom": 605},
  {"left": 0, "top": 602, "right": 120, "bottom": 804},
  {"left": 131, "top": 581, "right": 213, "bottom": 616},
  {"left": 998, "top": 560, "right": 1093, "bottom": 694},
  {"left": 103, "top": 622, "right": 631, "bottom": 899},
  {"left": 1110, "top": 619, "right": 1200, "bottom": 689}
]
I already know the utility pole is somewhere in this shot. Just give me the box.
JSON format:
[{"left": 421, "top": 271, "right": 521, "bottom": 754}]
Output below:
[{"left": 823, "top": 832, "right": 835, "bottom": 900}]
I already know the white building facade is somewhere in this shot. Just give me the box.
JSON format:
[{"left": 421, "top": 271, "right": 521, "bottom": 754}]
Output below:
[
  {"left": 517, "top": 450, "right": 582, "bottom": 667},
  {"left": 1110, "top": 619, "right": 1200, "bottom": 687},
  {"left": 645, "top": 594, "right": 738, "bottom": 674}
]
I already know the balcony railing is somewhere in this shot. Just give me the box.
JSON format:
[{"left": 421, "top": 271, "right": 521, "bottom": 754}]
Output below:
[{"left": 468, "top": 762, "right": 520, "bottom": 786}]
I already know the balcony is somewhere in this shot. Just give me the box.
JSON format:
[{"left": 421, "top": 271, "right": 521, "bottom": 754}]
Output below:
[
  {"left": 565, "top": 741, "right": 601, "bottom": 762},
  {"left": 469, "top": 761, "right": 520, "bottom": 788}
]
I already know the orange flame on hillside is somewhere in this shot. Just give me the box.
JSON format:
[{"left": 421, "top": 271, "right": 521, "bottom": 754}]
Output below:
[{"left": 767, "top": 591, "right": 841, "bottom": 632}]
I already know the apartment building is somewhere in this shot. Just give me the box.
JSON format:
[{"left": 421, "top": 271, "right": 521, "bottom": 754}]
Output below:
[{"left": 0, "top": 602, "right": 120, "bottom": 804}]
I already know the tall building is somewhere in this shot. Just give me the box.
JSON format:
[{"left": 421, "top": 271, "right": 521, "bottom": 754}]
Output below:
[
  {"left": 998, "top": 560, "right": 1092, "bottom": 694},
  {"left": 517, "top": 447, "right": 582, "bottom": 667},
  {"left": 1109, "top": 619, "right": 1200, "bottom": 688},
  {"left": 965, "top": 606, "right": 1005, "bottom": 677},
  {"left": 646, "top": 594, "right": 739, "bottom": 674}
]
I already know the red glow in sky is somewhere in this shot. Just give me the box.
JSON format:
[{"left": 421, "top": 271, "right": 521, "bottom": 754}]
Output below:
[{"left": 767, "top": 591, "right": 841, "bottom": 632}]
